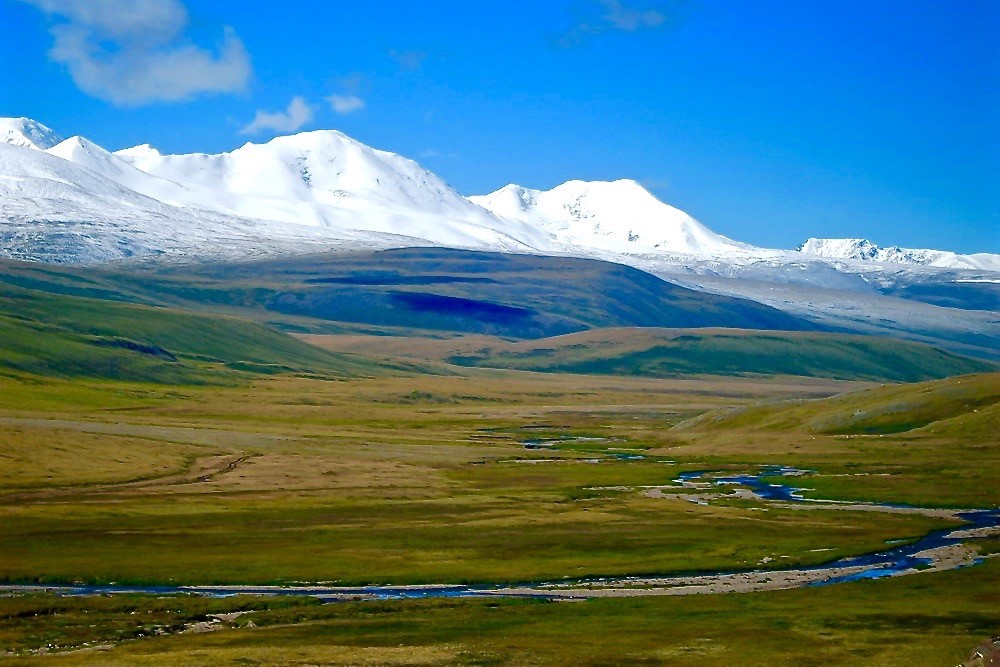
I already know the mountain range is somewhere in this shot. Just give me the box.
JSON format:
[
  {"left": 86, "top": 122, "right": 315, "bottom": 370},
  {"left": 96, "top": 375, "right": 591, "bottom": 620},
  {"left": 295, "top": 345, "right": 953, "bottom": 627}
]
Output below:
[
  {"left": 1, "top": 116, "right": 996, "bottom": 359},
  {"left": 1, "top": 116, "right": 995, "bottom": 270}
]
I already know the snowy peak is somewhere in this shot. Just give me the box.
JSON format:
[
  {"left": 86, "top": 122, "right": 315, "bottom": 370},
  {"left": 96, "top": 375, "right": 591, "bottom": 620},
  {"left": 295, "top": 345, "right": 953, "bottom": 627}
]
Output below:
[
  {"left": 0, "top": 117, "right": 63, "bottom": 150},
  {"left": 115, "top": 127, "right": 552, "bottom": 251},
  {"left": 225, "top": 129, "right": 481, "bottom": 213},
  {"left": 3, "top": 116, "right": 995, "bottom": 273},
  {"left": 25, "top": 121, "right": 553, "bottom": 254},
  {"left": 799, "top": 238, "right": 889, "bottom": 261},
  {"left": 798, "top": 238, "right": 1000, "bottom": 271},
  {"left": 115, "top": 144, "right": 162, "bottom": 158},
  {"left": 48, "top": 136, "right": 128, "bottom": 175},
  {"left": 471, "top": 179, "right": 748, "bottom": 256},
  {"left": 476, "top": 183, "right": 539, "bottom": 214},
  {"left": 45, "top": 135, "right": 196, "bottom": 207}
]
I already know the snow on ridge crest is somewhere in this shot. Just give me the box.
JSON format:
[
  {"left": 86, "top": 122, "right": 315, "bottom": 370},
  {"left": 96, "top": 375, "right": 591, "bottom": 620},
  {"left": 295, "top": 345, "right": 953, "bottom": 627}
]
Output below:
[
  {"left": 471, "top": 178, "right": 750, "bottom": 257},
  {"left": 7, "top": 117, "right": 553, "bottom": 257},
  {"left": 1, "top": 116, "right": 996, "bottom": 270},
  {"left": 0, "top": 117, "right": 64, "bottom": 150},
  {"left": 798, "top": 237, "right": 1000, "bottom": 271},
  {"left": 115, "top": 144, "right": 162, "bottom": 158}
]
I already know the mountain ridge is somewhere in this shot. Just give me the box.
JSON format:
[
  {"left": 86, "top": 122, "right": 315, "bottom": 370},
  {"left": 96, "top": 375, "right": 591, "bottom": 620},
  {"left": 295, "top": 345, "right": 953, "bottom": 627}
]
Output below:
[
  {"left": 797, "top": 237, "right": 1000, "bottom": 271},
  {"left": 3, "top": 116, "right": 994, "bottom": 269},
  {"left": 470, "top": 179, "right": 753, "bottom": 257}
]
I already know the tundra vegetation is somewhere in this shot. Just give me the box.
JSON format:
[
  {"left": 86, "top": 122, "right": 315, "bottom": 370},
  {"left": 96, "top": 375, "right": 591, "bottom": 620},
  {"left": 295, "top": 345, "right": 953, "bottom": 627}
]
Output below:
[{"left": 0, "top": 255, "right": 997, "bottom": 665}]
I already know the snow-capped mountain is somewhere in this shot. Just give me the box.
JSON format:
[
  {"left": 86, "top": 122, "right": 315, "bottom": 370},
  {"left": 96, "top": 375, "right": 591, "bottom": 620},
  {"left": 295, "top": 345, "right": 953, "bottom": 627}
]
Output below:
[
  {"left": 112, "top": 130, "right": 555, "bottom": 251},
  {"left": 0, "top": 119, "right": 556, "bottom": 262},
  {"left": 470, "top": 180, "right": 751, "bottom": 257},
  {"left": 798, "top": 238, "right": 1000, "bottom": 271},
  {"left": 0, "top": 118, "right": 63, "bottom": 150},
  {"left": 0, "top": 116, "right": 996, "bottom": 280},
  {"left": 1, "top": 116, "right": 996, "bottom": 358},
  {"left": 47, "top": 135, "right": 198, "bottom": 208},
  {"left": 0, "top": 141, "right": 405, "bottom": 264}
]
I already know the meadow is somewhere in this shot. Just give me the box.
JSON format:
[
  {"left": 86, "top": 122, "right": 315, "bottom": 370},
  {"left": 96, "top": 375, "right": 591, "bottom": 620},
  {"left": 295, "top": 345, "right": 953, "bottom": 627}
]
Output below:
[
  {"left": 0, "top": 254, "right": 997, "bottom": 664},
  {"left": 1, "top": 365, "right": 998, "bottom": 664}
]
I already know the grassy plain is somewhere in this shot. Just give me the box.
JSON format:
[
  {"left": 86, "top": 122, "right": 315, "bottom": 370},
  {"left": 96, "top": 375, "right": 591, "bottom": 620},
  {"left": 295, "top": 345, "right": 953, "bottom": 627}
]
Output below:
[
  {"left": 1, "top": 363, "right": 997, "bottom": 663},
  {"left": 2, "top": 558, "right": 998, "bottom": 665},
  {"left": 7, "top": 371, "right": 946, "bottom": 586}
]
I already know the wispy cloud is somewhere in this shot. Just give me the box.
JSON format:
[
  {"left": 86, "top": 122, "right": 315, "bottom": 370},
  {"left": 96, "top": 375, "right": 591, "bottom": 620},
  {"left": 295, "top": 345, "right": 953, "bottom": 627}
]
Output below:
[
  {"left": 240, "top": 96, "right": 314, "bottom": 135},
  {"left": 420, "top": 149, "right": 458, "bottom": 159},
  {"left": 327, "top": 94, "right": 365, "bottom": 115},
  {"left": 558, "top": 0, "right": 681, "bottom": 46},
  {"left": 19, "top": 0, "right": 252, "bottom": 106},
  {"left": 601, "top": 0, "right": 667, "bottom": 30},
  {"left": 389, "top": 49, "right": 427, "bottom": 72},
  {"left": 325, "top": 74, "right": 367, "bottom": 115}
]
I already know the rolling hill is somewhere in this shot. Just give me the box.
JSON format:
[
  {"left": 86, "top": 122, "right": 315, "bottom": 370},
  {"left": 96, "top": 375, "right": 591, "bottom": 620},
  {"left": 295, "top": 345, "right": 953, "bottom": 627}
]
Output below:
[
  {"left": 0, "top": 282, "right": 375, "bottom": 383},
  {"left": 673, "top": 372, "right": 1000, "bottom": 435},
  {"left": 146, "top": 248, "right": 813, "bottom": 337},
  {"left": 0, "top": 249, "right": 991, "bottom": 384},
  {"left": 433, "top": 328, "right": 995, "bottom": 382},
  {"left": 0, "top": 248, "right": 813, "bottom": 338}
]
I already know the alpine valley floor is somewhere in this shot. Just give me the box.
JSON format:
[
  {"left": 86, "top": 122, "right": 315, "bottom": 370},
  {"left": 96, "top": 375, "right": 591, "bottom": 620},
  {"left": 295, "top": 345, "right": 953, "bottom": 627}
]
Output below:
[{"left": 1, "top": 366, "right": 998, "bottom": 665}]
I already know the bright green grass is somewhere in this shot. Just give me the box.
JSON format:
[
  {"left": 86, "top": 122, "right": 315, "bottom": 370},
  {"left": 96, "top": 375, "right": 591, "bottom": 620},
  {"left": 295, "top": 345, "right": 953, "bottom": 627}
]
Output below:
[{"left": 0, "top": 283, "right": 376, "bottom": 383}]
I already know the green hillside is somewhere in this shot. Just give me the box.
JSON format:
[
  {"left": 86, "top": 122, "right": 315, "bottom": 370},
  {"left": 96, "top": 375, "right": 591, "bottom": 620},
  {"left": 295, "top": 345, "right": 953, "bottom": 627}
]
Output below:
[
  {"left": 675, "top": 372, "right": 1000, "bottom": 435},
  {"left": 0, "top": 283, "right": 374, "bottom": 383},
  {"left": 444, "top": 327, "right": 995, "bottom": 382},
  {"left": 0, "top": 248, "right": 811, "bottom": 338}
]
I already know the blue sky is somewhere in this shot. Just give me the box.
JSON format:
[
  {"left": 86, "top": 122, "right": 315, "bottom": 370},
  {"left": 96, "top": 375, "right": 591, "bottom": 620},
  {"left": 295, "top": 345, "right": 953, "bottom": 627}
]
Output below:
[{"left": 2, "top": 0, "right": 997, "bottom": 253}]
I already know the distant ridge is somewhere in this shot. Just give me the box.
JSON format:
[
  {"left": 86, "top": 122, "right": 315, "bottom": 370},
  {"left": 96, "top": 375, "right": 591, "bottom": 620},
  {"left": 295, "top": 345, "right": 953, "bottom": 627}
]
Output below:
[
  {"left": 470, "top": 179, "right": 750, "bottom": 256},
  {"left": 798, "top": 238, "right": 1000, "bottom": 271}
]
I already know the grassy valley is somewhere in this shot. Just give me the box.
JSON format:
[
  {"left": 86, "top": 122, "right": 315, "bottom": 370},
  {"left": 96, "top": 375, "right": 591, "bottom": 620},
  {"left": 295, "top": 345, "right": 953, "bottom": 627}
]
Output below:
[{"left": 0, "top": 251, "right": 997, "bottom": 665}]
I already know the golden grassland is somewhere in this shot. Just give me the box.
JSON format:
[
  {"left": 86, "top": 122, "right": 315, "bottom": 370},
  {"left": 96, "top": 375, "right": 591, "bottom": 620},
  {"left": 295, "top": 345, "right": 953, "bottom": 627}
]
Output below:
[{"left": 1, "top": 368, "right": 997, "bottom": 664}]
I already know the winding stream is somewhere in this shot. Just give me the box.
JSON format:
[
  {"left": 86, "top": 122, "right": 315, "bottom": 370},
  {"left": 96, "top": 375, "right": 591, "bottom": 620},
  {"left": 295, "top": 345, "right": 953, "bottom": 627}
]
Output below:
[{"left": 4, "top": 466, "right": 997, "bottom": 601}]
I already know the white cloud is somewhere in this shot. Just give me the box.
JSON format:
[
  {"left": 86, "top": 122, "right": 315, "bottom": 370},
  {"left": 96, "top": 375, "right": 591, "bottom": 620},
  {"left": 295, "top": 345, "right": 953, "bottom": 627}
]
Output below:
[
  {"left": 19, "top": 0, "right": 252, "bottom": 106},
  {"left": 327, "top": 94, "right": 366, "bottom": 115},
  {"left": 240, "top": 96, "right": 314, "bottom": 135}
]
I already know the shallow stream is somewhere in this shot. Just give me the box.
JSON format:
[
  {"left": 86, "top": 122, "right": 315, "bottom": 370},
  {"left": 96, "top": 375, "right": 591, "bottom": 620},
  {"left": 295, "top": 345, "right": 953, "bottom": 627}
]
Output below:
[{"left": 5, "top": 465, "right": 997, "bottom": 600}]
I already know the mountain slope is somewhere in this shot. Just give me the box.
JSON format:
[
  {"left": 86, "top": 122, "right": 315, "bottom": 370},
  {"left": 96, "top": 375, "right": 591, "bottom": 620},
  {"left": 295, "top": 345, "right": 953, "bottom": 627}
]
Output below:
[
  {"left": 470, "top": 179, "right": 750, "bottom": 256},
  {"left": 0, "top": 143, "right": 352, "bottom": 263},
  {"left": 675, "top": 372, "right": 1000, "bottom": 435},
  {"left": 46, "top": 136, "right": 197, "bottom": 207},
  {"left": 0, "top": 117, "right": 63, "bottom": 150},
  {"left": 0, "top": 281, "right": 373, "bottom": 383},
  {"left": 442, "top": 328, "right": 995, "bottom": 381},
  {"left": 0, "top": 248, "right": 813, "bottom": 339},
  {"left": 115, "top": 130, "right": 554, "bottom": 251},
  {"left": 0, "top": 121, "right": 556, "bottom": 264},
  {"left": 146, "top": 247, "right": 813, "bottom": 337}
]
